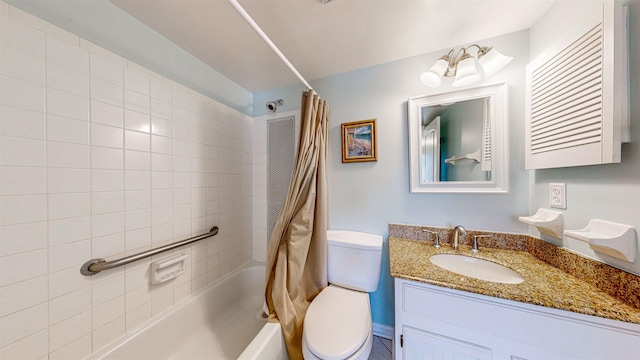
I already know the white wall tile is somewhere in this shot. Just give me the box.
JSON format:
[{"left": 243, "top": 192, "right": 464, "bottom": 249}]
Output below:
[
  {"left": 1, "top": 17, "right": 45, "bottom": 58},
  {"left": 49, "top": 333, "right": 91, "bottom": 360},
  {"left": 48, "top": 216, "right": 91, "bottom": 246},
  {"left": 0, "top": 329, "right": 48, "bottom": 360},
  {"left": 151, "top": 116, "right": 172, "bottom": 137},
  {"left": 91, "top": 123, "right": 123, "bottom": 148},
  {"left": 124, "top": 150, "right": 151, "bottom": 170},
  {"left": 150, "top": 80, "right": 171, "bottom": 103},
  {"left": 151, "top": 153, "right": 172, "bottom": 172},
  {"left": 46, "top": 61, "right": 89, "bottom": 97},
  {"left": 48, "top": 310, "right": 91, "bottom": 351},
  {"left": 151, "top": 134, "right": 172, "bottom": 155},
  {"left": 49, "top": 287, "right": 90, "bottom": 325},
  {"left": 47, "top": 114, "right": 89, "bottom": 145},
  {"left": 0, "top": 166, "right": 46, "bottom": 195},
  {"left": 0, "top": 9, "right": 255, "bottom": 359},
  {"left": 48, "top": 193, "right": 90, "bottom": 220},
  {"left": 151, "top": 99, "right": 171, "bottom": 120},
  {"left": 152, "top": 206, "right": 172, "bottom": 226},
  {"left": 172, "top": 91, "right": 190, "bottom": 110},
  {"left": 90, "top": 53, "right": 123, "bottom": 85},
  {"left": 0, "top": 276, "right": 47, "bottom": 317},
  {"left": 124, "top": 68, "right": 149, "bottom": 95},
  {"left": 0, "top": 105, "right": 44, "bottom": 139},
  {"left": 47, "top": 141, "right": 89, "bottom": 168},
  {"left": 92, "top": 212, "right": 124, "bottom": 238},
  {"left": 0, "top": 302, "right": 47, "bottom": 347},
  {"left": 90, "top": 99, "right": 123, "bottom": 128},
  {"left": 125, "top": 170, "right": 150, "bottom": 190},
  {"left": 48, "top": 239, "right": 90, "bottom": 273},
  {"left": 124, "top": 228, "right": 150, "bottom": 253},
  {"left": 125, "top": 302, "right": 151, "bottom": 333},
  {"left": 92, "top": 295, "right": 124, "bottom": 329},
  {"left": 92, "top": 317, "right": 124, "bottom": 352},
  {"left": 91, "top": 146, "right": 123, "bottom": 170},
  {"left": 124, "top": 109, "right": 150, "bottom": 133},
  {"left": 92, "top": 232, "right": 124, "bottom": 259},
  {"left": 125, "top": 190, "right": 151, "bottom": 211},
  {"left": 0, "top": 194, "right": 47, "bottom": 226},
  {"left": 92, "top": 191, "right": 124, "bottom": 215},
  {"left": 0, "top": 221, "right": 47, "bottom": 256},
  {"left": 125, "top": 209, "right": 151, "bottom": 232},
  {"left": 91, "top": 77, "right": 123, "bottom": 107},
  {"left": 124, "top": 89, "right": 149, "bottom": 114},
  {"left": 48, "top": 167, "right": 90, "bottom": 194},
  {"left": 124, "top": 130, "right": 150, "bottom": 152},
  {"left": 48, "top": 266, "right": 91, "bottom": 299},
  {"left": 149, "top": 171, "right": 171, "bottom": 190},
  {"left": 46, "top": 34, "right": 88, "bottom": 73},
  {"left": 91, "top": 169, "right": 124, "bottom": 192},
  {"left": 1, "top": 43, "right": 44, "bottom": 84},
  {"left": 0, "top": 136, "right": 45, "bottom": 167},
  {"left": 46, "top": 88, "right": 88, "bottom": 121},
  {"left": 0, "top": 75, "right": 45, "bottom": 111}
]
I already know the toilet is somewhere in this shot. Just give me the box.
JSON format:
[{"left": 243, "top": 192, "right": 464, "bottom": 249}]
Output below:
[{"left": 302, "top": 230, "right": 383, "bottom": 360}]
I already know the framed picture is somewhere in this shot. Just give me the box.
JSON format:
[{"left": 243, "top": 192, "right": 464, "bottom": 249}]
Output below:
[{"left": 341, "top": 119, "right": 377, "bottom": 163}]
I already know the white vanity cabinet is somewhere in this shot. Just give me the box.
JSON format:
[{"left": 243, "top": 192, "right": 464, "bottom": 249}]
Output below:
[{"left": 394, "top": 278, "right": 640, "bottom": 360}]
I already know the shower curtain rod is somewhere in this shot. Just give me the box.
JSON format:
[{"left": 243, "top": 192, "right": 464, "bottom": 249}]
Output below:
[{"left": 228, "top": 0, "right": 314, "bottom": 92}]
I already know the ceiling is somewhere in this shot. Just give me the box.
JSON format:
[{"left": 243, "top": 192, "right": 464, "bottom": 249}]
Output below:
[{"left": 108, "top": 0, "right": 555, "bottom": 92}]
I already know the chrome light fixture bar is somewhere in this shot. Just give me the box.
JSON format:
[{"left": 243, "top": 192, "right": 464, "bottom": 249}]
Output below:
[{"left": 421, "top": 45, "right": 513, "bottom": 88}]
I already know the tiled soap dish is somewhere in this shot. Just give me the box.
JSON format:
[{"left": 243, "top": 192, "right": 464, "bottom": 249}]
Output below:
[
  {"left": 519, "top": 208, "right": 564, "bottom": 239},
  {"left": 564, "top": 219, "right": 637, "bottom": 262}
]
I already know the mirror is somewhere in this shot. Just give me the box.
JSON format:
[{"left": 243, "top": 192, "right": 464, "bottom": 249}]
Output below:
[{"left": 408, "top": 83, "right": 509, "bottom": 193}]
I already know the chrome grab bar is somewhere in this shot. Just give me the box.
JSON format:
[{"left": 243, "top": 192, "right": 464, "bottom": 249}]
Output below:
[{"left": 80, "top": 226, "right": 219, "bottom": 276}]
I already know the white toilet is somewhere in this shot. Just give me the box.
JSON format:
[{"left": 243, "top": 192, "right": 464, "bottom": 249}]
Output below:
[{"left": 302, "top": 230, "right": 383, "bottom": 360}]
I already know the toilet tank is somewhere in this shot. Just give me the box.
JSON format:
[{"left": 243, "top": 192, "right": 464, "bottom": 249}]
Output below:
[{"left": 327, "top": 230, "right": 382, "bottom": 292}]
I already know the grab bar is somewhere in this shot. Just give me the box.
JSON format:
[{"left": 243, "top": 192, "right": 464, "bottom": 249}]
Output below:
[{"left": 80, "top": 226, "right": 219, "bottom": 276}]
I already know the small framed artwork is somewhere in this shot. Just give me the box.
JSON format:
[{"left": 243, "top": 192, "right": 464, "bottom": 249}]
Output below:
[{"left": 341, "top": 119, "right": 377, "bottom": 163}]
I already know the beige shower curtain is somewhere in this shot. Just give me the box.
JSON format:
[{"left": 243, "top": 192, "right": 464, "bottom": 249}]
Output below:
[{"left": 264, "top": 90, "right": 329, "bottom": 360}]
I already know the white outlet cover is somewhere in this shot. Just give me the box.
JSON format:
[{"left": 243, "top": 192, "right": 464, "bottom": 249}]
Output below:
[{"left": 549, "top": 183, "right": 566, "bottom": 209}]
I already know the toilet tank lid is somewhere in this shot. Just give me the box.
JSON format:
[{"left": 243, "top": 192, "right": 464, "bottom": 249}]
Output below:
[{"left": 326, "top": 230, "right": 382, "bottom": 250}]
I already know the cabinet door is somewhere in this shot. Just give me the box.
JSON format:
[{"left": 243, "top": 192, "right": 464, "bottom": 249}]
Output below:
[
  {"left": 524, "top": 1, "right": 629, "bottom": 169},
  {"left": 402, "top": 326, "right": 492, "bottom": 360}
]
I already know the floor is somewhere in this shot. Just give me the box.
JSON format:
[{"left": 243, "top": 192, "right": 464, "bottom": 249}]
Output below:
[{"left": 369, "top": 335, "right": 393, "bottom": 360}]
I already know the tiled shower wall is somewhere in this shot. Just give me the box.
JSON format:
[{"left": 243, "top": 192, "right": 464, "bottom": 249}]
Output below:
[{"left": 0, "top": 3, "right": 253, "bottom": 359}]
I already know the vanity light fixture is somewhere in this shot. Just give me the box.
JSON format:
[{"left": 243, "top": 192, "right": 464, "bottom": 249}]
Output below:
[{"left": 420, "top": 45, "right": 513, "bottom": 88}]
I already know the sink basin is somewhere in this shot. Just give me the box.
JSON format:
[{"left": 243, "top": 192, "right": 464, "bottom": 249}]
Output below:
[{"left": 430, "top": 254, "right": 525, "bottom": 284}]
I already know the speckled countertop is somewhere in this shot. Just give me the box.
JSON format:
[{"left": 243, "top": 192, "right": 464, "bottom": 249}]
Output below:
[{"left": 389, "top": 224, "right": 640, "bottom": 325}]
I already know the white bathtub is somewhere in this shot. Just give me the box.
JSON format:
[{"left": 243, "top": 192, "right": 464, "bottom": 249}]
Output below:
[{"left": 88, "top": 262, "right": 288, "bottom": 360}]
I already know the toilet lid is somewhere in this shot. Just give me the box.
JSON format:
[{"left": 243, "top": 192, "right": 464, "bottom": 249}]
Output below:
[{"left": 304, "top": 285, "right": 371, "bottom": 360}]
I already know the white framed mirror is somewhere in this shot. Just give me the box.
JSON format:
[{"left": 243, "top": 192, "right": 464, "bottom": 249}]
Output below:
[{"left": 408, "top": 82, "right": 509, "bottom": 193}]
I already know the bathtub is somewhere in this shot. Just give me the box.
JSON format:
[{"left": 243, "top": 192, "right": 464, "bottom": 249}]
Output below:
[{"left": 88, "top": 261, "right": 288, "bottom": 360}]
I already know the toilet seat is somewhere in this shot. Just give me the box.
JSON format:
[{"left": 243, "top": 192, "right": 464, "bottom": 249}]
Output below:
[{"left": 303, "top": 285, "right": 372, "bottom": 360}]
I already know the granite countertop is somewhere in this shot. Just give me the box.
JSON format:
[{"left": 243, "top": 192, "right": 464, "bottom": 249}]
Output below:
[{"left": 389, "top": 231, "right": 640, "bottom": 325}]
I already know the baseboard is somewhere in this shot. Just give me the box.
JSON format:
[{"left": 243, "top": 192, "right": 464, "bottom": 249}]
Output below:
[{"left": 372, "top": 322, "right": 394, "bottom": 340}]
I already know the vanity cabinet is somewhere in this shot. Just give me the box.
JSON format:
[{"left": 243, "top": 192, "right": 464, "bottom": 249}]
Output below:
[{"left": 394, "top": 278, "right": 640, "bottom": 360}]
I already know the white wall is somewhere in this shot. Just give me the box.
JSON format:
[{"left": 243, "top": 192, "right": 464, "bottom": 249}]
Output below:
[
  {"left": 0, "top": 3, "right": 252, "bottom": 358},
  {"left": 529, "top": 0, "right": 640, "bottom": 276}
]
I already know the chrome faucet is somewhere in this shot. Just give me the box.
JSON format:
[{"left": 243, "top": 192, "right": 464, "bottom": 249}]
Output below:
[{"left": 450, "top": 225, "right": 467, "bottom": 251}]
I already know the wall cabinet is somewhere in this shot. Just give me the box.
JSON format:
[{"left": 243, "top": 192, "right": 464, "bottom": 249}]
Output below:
[
  {"left": 525, "top": 1, "right": 629, "bottom": 169},
  {"left": 394, "top": 278, "right": 640, "bottom": 360}
]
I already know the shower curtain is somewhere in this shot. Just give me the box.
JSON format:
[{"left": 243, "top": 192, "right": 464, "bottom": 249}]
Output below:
[{"left": 264, "top": 90, "right": 329, "bottom": 360}]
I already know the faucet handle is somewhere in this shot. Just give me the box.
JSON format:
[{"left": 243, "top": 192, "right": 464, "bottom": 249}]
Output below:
[
  {"left": 471, "top": 234, "right": 492, "bottom": 253},
  {"left": 422, "top": 229, "right": 441, "bottom": 248}
]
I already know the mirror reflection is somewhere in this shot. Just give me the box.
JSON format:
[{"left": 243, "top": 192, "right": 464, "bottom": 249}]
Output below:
[
  {"left": 408, "top": 83, "right": 509, "bottom": 194},
  {"left": 420, "top": 97, "right": 491, "bottom": 183}
]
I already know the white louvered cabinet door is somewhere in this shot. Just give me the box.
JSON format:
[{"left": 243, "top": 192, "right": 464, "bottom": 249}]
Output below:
[{"left": 525, "top": 1, "right": 629, "bottom": 169}]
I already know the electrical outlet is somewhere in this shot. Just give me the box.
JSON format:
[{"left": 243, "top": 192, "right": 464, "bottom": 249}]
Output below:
[{"left": 549, "top": 183, "right": 566, "bottom": 209}]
